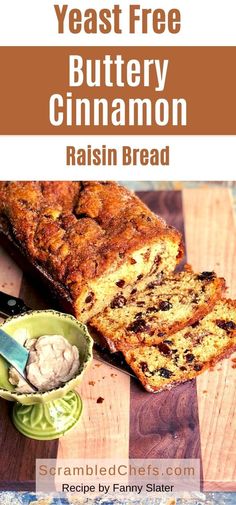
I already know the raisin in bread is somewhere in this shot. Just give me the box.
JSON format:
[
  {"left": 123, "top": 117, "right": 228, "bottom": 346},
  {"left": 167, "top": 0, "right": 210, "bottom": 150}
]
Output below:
[
  {"left": 89, "top": 267, "right": 225, "bottom": 351},
  {"left": 0, "top": 181, "right": 183, "bottom": 322},
  {"left": 122, "top": 299, "right": 236, "bottom": 392}
]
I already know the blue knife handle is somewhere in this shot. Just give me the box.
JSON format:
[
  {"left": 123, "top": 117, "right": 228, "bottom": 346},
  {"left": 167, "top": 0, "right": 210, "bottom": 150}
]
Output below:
[
  {"left": 0, "top": 328, "right": 29, "bottom": 374},
  {"left": 0, "top": 291, "right": 30, "bottom": 318}
]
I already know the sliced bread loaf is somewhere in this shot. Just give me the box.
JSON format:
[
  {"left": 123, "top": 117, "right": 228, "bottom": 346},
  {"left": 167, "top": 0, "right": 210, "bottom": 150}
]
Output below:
[
  {"left": 122, "top": 299, "right": 236, "bottom": 392},
  {"left": 89, "top": 267, "right": 225, "bottom": 351},
  {"left": 0, "top": 181, "right": 183, "bottom": 322}
]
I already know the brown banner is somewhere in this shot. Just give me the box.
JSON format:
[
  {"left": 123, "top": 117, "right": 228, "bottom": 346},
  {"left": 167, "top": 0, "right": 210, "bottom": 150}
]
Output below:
[{"left": 0, "top": 47, "right": 235, "bottom": 134}]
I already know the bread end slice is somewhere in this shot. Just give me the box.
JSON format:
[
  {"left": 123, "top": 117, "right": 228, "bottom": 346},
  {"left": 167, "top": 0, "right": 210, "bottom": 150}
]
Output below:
[{"left": 122, "top": 299, "right": 236, "bottom": 392}]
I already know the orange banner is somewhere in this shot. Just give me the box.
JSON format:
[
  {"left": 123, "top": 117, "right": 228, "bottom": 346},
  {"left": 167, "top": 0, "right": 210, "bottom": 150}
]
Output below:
[{"left": 0, "top": 47, "right": 235, "bottom": 134}]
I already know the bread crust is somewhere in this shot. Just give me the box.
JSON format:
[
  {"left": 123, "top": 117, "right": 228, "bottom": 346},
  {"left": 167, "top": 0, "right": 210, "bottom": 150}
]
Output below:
[
  {"left": 0, "top": 224, "right": 74, "bottom": 314},
  {"left": 0, "top": 182, "right": 183, "bottom": 319},
  {"left": 138, "top": 342, "right": 236, "bottom": 393},
  {"left": 90, "top": 271, "right": 226, "bottom": 351},
  {"left": 123, "top": 299, "right": 236, "bottom": 393}
]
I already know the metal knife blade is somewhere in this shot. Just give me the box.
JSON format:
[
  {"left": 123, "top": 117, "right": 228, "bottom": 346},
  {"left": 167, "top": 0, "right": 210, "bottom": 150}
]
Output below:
[{"left": 93, "top": 344, "right": 136, "bottom": 378}]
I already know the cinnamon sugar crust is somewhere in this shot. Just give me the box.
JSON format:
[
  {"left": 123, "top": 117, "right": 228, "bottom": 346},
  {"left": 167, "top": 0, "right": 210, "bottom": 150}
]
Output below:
[{"left": 0, "top": 182, "right": 183, "bottom": 321}]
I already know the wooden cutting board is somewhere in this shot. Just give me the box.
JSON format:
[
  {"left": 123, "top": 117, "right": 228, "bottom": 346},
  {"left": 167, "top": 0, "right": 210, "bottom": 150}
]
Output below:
[{"left": 0, "top": 188, "right": 235, "bottom": 492}]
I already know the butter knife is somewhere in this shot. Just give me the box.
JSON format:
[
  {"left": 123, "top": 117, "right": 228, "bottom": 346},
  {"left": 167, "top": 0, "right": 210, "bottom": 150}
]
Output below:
[{"left": 0, "top": 290, "right": 135, "bottom": 378}]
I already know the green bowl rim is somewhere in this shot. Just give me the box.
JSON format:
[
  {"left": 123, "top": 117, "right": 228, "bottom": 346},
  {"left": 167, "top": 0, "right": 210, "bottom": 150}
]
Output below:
[{"left": 0, "top": 309, "right": 94, "bottom": 398}]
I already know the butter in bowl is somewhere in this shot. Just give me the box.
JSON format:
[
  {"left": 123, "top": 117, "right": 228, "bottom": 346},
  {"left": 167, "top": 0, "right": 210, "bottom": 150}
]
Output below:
[{"left": 0, "top": 310, "right": 93, "bottom": 440}]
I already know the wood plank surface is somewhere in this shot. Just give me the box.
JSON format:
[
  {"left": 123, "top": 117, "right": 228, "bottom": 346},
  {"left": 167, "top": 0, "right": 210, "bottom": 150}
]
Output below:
[
  {"left": 183, "top": 187, "right": 236, "bottom": 492},
  {"left": 0, "top": 188, "right": 235, "bottom": 493},
  {"left": 58, "top": 360, "right": 130, "bottom": 459}
]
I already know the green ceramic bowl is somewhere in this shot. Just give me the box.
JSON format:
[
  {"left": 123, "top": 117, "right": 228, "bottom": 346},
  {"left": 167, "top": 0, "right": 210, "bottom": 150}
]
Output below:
[{"left": 0, "top": 310, "right": 93, "bottom": 439}]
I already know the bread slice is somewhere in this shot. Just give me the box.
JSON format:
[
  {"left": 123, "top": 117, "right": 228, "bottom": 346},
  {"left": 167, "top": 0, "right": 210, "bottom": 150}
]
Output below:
[
  {"left": 89, "top": 267, "right": 225, "bottom": 351},
  {"left": 122, "top": 299, "right": 236, "bottom": 392},
  {"left": 0, "top": 181, "right": 183, "bottom": 322}
]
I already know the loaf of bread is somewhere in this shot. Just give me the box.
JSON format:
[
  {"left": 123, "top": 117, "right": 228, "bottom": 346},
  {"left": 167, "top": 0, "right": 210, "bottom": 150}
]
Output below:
[
  {"left": 89, "top": 267, "right": 225, "bottom": 351},
  {"left": 122, "top": 299, "right": 236, "bottom": 392},
  {"left": 0, "top": 182, "right": 183, "bottom": 322}
]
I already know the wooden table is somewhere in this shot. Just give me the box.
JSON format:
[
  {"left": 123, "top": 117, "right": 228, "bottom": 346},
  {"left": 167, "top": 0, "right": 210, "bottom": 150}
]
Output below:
[{"left": 0, "top": 188, "right": 235, "bottom": 492}]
